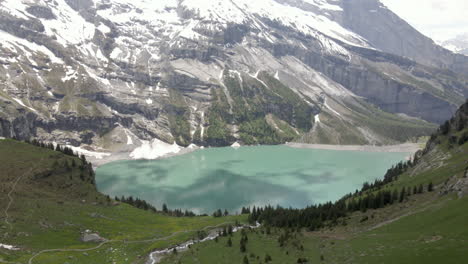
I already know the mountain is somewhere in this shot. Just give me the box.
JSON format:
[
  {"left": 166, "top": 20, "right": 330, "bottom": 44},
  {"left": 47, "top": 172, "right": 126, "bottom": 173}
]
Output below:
[
  {"left": 442, "top": 33, "right": 468, "bottom": 56},
  {"left": 343, "top": 0, "right": 468, "bottom": 74},
  {"left": 0, "top": 0, "right": 467, "bottom": 157}
]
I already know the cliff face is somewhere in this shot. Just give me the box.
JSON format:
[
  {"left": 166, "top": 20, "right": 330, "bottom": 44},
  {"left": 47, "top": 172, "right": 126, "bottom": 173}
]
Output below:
[
  {"left": 423, "top": 99, "right": 468, "bottom": 153},
  {"left": 0, "top": 0, "right": 466, "bottom": 153},
  {"left": 340, "top": 0, "right": 468, "bottom": 75}
]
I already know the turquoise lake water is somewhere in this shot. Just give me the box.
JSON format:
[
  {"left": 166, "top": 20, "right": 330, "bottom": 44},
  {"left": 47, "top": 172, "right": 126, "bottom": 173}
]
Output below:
[{"left": 95, "top": 146, "right": 409, "bottom": 214}]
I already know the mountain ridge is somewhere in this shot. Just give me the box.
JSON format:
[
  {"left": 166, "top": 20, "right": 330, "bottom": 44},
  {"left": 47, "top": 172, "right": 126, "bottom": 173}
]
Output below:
[{"left": 0, "top": 0, "right": 466, "bottom": 158}]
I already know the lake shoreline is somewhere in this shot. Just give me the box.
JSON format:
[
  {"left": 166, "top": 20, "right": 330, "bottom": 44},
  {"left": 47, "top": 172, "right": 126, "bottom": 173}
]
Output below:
[
  {"left": 285, "top": 142, "right": 422, "bottom": 153},
  {"left": 89, "top": 147, "right": 200, "bottom": 168},
  {"left": 95, "top": 144, "right": 414, "bottom": 215},
  {"left": 90, "top": 142, "right": 422, "bottom": 168}
]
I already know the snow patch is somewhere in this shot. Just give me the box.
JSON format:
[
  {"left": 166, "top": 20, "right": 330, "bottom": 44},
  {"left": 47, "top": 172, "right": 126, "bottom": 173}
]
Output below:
[
  {"left": 67, "top": 145, "right": 111, "bottom": 160},
  {"left": 0, "top": 30, "right": 63, "bottom": 64},
  {"left": 324, "top": 101, "right": 341, "bottom": 116},
  {"left": 0, "top": 0, "right": 30, "bottom": 19},
  {"left": 218, "top": 69, "right": 224, "bottom": 80},
  {"left": 13, "top": 98, "right": 38, "bottom": 113},
  {"left": 200, "top": 111, "right": 205, "bottom": 139},
  {"left": 228, "top": 70, "right": 243, "bottom": 84},
  {"left": 187, "top": 143, "right": 198, "bottom": 149},
  {"left": 0, "top": 243, "right": 19, "bottom": 251},
  {"left": 41, "top": 0, "right": 96, "bottom": 46},
  {"left": 97, "top": 23, "right": 111, "bottom": 34},
  {"left": 53, "top": 102, "right": 60, "bottom": 113},
  {"left": 249, "top": 72, "right": 269, "bottom": 89},
  {"left": 130, "top": 139, "right": 181, "bottom": 160},
  {"left": 125, "top": 130, "right": 134, "bottom": 145},
  {"left": 146, "top": 99, "right": 153, "bottom": 105},
  {"left": 314, "top": 114, "right": 321, "bottom": 123},
  {"left": 110, "top": 47, "right": 123, "bottom": 60},
  {"left": 62, "top": 67, "right": 78, "bottom": 82}
]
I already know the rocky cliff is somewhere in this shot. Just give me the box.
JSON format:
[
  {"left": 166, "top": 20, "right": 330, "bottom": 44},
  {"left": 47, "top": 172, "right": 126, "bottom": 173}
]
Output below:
[{"left": 0, "top": 0, "right": 466, "bottom": 157}]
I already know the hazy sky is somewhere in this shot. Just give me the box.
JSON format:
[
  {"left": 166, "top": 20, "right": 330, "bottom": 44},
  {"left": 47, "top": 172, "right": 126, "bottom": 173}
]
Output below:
[{"left": 380, "top": 0, "right": 468, "bottom": 41}]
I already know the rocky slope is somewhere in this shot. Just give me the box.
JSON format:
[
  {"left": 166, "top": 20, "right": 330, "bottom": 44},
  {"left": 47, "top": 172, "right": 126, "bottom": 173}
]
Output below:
[{"left": 0, "top": 0, "right": 467, "bottom": 158}]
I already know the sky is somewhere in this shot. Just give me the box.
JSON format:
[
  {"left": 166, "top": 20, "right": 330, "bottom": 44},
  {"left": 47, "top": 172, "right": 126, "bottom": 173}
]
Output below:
[{"left": 380, "top": 0, "right": 468, "bottom": 42}]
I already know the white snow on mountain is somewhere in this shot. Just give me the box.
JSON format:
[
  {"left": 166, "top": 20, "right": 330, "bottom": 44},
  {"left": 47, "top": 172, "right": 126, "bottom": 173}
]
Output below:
[
  {"left": 180, "top": 0, "right": 367, "bottom": 46},
  {"left": 93, "top": 0, "right": 368, "bottom": 62},
  {"left": 441, "top": 33, "right": 468, "bottom": 55},
  {"left": 0, "top": 30, "right": 64, "bottom": 64},
  {"left": 1, "top": 0, "right": 96, "bottom": 45},
  {"left": 0, "top": 0, "right": 367, "bottom": 68}
]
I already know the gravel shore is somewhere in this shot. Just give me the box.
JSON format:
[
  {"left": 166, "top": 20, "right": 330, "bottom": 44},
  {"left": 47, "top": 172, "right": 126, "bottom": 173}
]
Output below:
[{"left": 285, "top": 142, "right": 422, "bottom": 153}]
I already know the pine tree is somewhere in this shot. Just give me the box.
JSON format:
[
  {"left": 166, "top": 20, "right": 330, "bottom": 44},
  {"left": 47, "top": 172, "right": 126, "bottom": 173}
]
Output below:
[
  {"left": 399, "top": 187, "right": 406, "bottom": 203},
  {"left": 391, "top": 189, "right": 398, "bottom": 204},
  {"left": 418, "top": 184, "right": 424, "bottom": 194},
  {"left": 428, "top": 182, "right": 434, "bottom": 192},
  {"left": 240, "top": 239, "right": 246, "bottom": 252},
  {"left": 243, "top": 255, "right": 249, "bottom": 264},
  {"left": 227, "top": 237, "right": 232, "bottom": 247}
]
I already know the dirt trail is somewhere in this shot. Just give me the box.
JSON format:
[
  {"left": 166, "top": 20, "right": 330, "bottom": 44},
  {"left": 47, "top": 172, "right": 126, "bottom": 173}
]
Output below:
[
  {"left": 27, "top": 221, "right": 238, "bottom": 264},
  {"left": 3, "top": 160, "right": 43, "bottom": 233}
]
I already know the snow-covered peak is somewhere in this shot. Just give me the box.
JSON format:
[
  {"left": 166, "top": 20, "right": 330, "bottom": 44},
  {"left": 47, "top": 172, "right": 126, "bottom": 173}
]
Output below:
[
  {"left": 441, "top": 33, "right": 468, "bottom": 55},
  {"left": 0, "top": 0, "right": 369, "bottom": 57},
  {"left": 1, "top": 0, "right": 96, "bottom": 46},
  {"left": 178, "top": 0, "right": 366, "bottom": 46},
  {"left": 91, "top": 0, "right": 368, "bottom": 47}
]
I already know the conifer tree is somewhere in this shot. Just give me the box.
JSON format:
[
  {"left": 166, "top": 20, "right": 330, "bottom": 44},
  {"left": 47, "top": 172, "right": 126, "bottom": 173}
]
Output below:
[
  {"left": 240, "top": 239, "right": 246, "bottom": 252},
  {"left": 392, "top": 189, "right": 398, "bottom": 204},
  {"left": 399, "top": 187, "right": 406, "bottom": 203},
  {"left": 428, "top": 182, "right": 434, "bottom": 192}
]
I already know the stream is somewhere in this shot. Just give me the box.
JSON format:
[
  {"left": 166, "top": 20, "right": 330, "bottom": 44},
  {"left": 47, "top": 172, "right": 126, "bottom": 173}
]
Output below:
[{"left": 146, "top": 222, "right": 261, "bottom": 264}]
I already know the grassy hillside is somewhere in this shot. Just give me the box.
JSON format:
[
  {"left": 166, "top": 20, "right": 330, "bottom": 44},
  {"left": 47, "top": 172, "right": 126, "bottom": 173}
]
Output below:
[
  {"left": 160, "top": 196, "right": 468, "bottom": 264},
  {"left": 159, "top": 101, "right": 468, "bottom": 264},
  {"left": 0, "top": 139, "right": 246, "bottom": 264}
]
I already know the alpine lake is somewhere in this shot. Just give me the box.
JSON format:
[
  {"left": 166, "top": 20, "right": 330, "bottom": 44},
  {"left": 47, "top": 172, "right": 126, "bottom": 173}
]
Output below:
[{"left": 96, "top": 145, "right": 410, "bottom": 214}]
